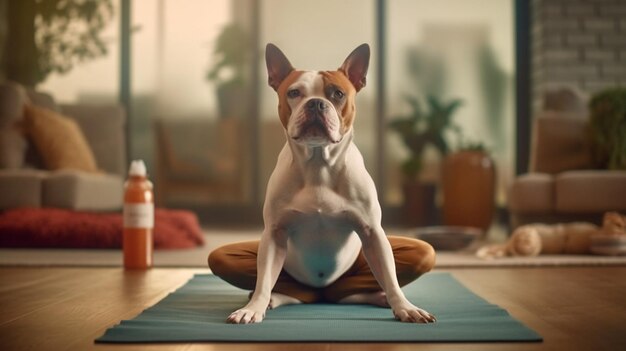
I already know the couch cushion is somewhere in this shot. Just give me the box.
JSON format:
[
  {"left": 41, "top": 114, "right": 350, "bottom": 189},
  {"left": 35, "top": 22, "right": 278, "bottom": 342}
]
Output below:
[
  {"left": 0, "top": 129, "right": 27, "bottom": 169},
  {"left": 0, "top": 169, "right": 46, "bottom": 209},
  {"left": 25, "top": 89, "right": 59, "bottom": 112},
  {"left": 508, "top": 173, "right": 555, "bottom": 214},
  {"left": 60, "top": 104, "right": 126, "bottom": 176},
  {"left": 542, "top": 87, "right": 588, "bottom": 118},
  {"left": 0, "top": 81, "right": 28, "bottom": 128},
  {"left": 22, "top": 89, "right": 59, "bottom": 168},
  {"left": 0, "top": 82, "right": 29, "bottom": 169},
  {"left": 530, "top": 112, "right": 593, "bottom": 174},
  {"left": 23, "top": 104, "right": 99, "bottom": 173},
  {"left": 555, "top": 170, "right": 626, "bottom": 213},
  {"left": 42, "top": 170, "right": 123, "bottom": 210}
]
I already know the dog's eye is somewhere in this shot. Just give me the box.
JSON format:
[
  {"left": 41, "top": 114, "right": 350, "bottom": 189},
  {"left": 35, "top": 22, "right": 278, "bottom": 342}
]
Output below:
[
  {"left": 332, "top": 90, "right": 345, "bottom": 100},
  {"left": 287, "top": 89, "right": 301, "bottom": 99}
]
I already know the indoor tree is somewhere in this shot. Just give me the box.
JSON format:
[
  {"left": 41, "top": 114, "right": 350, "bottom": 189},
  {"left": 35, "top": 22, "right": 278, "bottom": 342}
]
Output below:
[{"left": 2, "top": 0, "right": 114, "bottom": 87}]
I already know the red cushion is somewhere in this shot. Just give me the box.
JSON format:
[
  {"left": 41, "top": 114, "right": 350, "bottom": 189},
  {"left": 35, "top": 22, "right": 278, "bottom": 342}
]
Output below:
[{"left": 0, "top": 208, "right": 205, "bottom": 249}]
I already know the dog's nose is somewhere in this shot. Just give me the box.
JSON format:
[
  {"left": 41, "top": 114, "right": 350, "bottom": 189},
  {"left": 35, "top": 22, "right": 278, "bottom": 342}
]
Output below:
[{"left": 306, "top": 99, "right": 328, "bottom": 113}]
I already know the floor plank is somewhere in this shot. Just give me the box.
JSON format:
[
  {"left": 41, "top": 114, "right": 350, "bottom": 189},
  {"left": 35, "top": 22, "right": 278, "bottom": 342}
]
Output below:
[
  {"left": 0, "top": 268, "right": 207, "bottom": 351},
  {"left": 0, "top": 268, "right": 123, "bottom": 325},
  {"left": 0, "top": 267, "right": 625, "bottom": 350}
]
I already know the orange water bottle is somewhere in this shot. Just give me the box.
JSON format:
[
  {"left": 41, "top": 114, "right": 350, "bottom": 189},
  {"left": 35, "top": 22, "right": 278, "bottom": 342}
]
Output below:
[{"left": 123, "top": 160, "right": 154, "bottom": 269}]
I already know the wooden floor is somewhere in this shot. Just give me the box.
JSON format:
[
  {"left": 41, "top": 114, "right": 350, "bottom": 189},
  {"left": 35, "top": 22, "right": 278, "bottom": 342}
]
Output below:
[{"left": 1, "top": 266, "right": 625, "bottom": 351}]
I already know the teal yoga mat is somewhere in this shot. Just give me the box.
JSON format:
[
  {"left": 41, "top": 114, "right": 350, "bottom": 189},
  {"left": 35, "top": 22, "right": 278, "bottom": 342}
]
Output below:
[{"left": 96, "top": 273, "right": 541, "bottom": 343}]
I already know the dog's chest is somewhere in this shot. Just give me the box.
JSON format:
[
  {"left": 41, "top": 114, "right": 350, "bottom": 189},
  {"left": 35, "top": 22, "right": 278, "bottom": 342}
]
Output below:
[
  {"left": 290, "top": 182, "right": 345, "bottom": 212},
  {"left": 287, "top": 185, "right": 355, "bottom": 249},
  {"left": 282, "top": 185, "right": 362, "bottom": 287}
]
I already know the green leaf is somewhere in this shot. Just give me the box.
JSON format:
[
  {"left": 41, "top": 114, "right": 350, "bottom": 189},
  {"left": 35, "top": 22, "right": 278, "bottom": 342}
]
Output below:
[
  {"left": 589, "top": 87, "right": 626, "bottom": 170},
  {"left": 401, "top": 157, "right": 422, "bottom": 179},
  {"left": 402, "top": 94, "right": 424, "bottom": 120}
]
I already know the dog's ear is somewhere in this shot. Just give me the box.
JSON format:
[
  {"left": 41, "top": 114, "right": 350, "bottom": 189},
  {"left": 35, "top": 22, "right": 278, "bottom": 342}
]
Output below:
[
  {"left": 339, "top": 44, "right": 370, "bottom": 92},
  {"left": 266, "top": 44, "right": 294, "bottom": 91}
]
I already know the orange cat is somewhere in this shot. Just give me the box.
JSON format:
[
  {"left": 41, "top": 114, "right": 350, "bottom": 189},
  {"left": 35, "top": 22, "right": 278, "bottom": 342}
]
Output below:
[{"left": 477, "top": 212, "right": 626, "bottom": 259}]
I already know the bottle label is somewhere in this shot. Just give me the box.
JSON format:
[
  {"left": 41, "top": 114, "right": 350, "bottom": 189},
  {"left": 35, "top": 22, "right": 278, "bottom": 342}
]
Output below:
[{"left": 123, "top": 203, "right": 154, "bottom": 228}]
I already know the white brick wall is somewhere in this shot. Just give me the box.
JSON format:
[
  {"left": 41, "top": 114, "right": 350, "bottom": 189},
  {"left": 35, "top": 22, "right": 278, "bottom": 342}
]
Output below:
[{"left": 532, "top": 0, "right": 626, "bottom": 112}]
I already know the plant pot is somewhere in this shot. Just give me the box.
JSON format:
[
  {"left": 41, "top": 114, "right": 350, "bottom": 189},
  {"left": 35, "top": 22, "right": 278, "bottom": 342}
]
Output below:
[
  {"left": 442, "top": 150, "right": 496, "bottom": 232},
  {"left": 402, "top": 180, "right": 436, "bottom": 227}
]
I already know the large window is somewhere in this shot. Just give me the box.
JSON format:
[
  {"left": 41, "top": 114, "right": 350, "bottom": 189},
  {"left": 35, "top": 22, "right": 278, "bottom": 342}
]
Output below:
[
  {"left": 258, "top": 0, "right": 377, "bottom": 200},
  {"left": 131, "top": 0, "right": 254, "bottom": 206},
  {"left": 38, "top": 1, "right": 120, "bottom": 104},
  {"left": 386, "top": 0, "right": 515, "bottom": 208},
  {"left": 23, "top": 1, "right": 516, "bottom": 224}
]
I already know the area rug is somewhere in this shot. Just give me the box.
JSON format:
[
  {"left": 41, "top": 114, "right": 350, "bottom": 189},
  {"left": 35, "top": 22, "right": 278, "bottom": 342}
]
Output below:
[
  {"left": 0, "top": 207, "right": 204, "bottom": 249},
  {"left": 96, "top": 273, "right": 542, "bottom": 343}
]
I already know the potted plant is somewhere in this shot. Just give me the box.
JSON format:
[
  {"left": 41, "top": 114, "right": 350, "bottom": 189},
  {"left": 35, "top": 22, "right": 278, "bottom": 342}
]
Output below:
[
  {"left": 588, "top": 87, "right": 626, "bottom": 170},
  {"left": 389, "top": 95, "right": 462, "bottom": 226},
  {"left": 441, "top": 139, "right": 496, "bottom": 232},
  {"left": 206, "top": 24, "right": 251, "bottom": 119},
  {"left": 3, "top": 0, "right": 114, "bottom": 87}
]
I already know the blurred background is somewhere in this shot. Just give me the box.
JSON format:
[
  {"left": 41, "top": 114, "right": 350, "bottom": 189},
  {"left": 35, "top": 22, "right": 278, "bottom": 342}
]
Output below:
[{"left": 0, "top": 0, "right": 517, "bottom": 227}]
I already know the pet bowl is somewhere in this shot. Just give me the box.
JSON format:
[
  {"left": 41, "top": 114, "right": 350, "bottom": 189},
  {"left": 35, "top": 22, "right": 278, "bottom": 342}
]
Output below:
[
  {"left": 590, "top": 235, "right": 626, "bottom": 256},
  {"left": 413, "top": 226, "right": 483, "bottom": 251}
]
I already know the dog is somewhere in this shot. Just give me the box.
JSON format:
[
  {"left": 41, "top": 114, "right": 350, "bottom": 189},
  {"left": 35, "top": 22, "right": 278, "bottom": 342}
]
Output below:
[{"left": 209, "top": 43, "right": 436, "bottom": 324}]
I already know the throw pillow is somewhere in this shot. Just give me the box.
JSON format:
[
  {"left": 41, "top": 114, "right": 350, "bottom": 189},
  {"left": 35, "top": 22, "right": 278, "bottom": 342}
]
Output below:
[
  {"left": 22, "top": 104, "right": 99, "bottom": 173},
  {"left": 530, "top": 111, "right": 593, "bottom": 174}
]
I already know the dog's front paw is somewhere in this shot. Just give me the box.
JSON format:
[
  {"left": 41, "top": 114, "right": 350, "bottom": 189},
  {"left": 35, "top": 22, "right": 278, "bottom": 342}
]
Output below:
[
  {"left": 392, "top": 302, "right": 436, "bottom": 323},
  {"left": 227, "top": 307, "right": 266, "bottom": 324}
]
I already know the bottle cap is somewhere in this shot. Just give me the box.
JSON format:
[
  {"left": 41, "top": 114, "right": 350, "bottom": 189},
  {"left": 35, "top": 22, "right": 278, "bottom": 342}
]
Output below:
[{"left": 128, "top": 160, "right": 147, "bottom": 176}]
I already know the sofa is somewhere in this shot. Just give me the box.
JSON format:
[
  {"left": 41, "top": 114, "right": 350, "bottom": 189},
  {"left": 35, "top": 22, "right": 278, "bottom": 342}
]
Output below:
[
  {"left": 508, "top": 88, "right": 626, "bottom": 228},
  {"left": 0, "top": 81, "right": 126, "bottom": 211}
]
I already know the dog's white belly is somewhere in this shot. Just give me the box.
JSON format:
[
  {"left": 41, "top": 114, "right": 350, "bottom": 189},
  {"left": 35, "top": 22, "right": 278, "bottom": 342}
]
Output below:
[
  {"left": 283, "top": 223, "right": 361, "bottom": 288},
  {"left": 281, "top": 186, "right": 362, "bottom": 287}
]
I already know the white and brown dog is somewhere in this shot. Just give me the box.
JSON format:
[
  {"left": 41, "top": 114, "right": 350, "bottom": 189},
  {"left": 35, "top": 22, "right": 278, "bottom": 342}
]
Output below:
[{"left": 212, "top": 43, "right": 436, "bottom": 324}]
